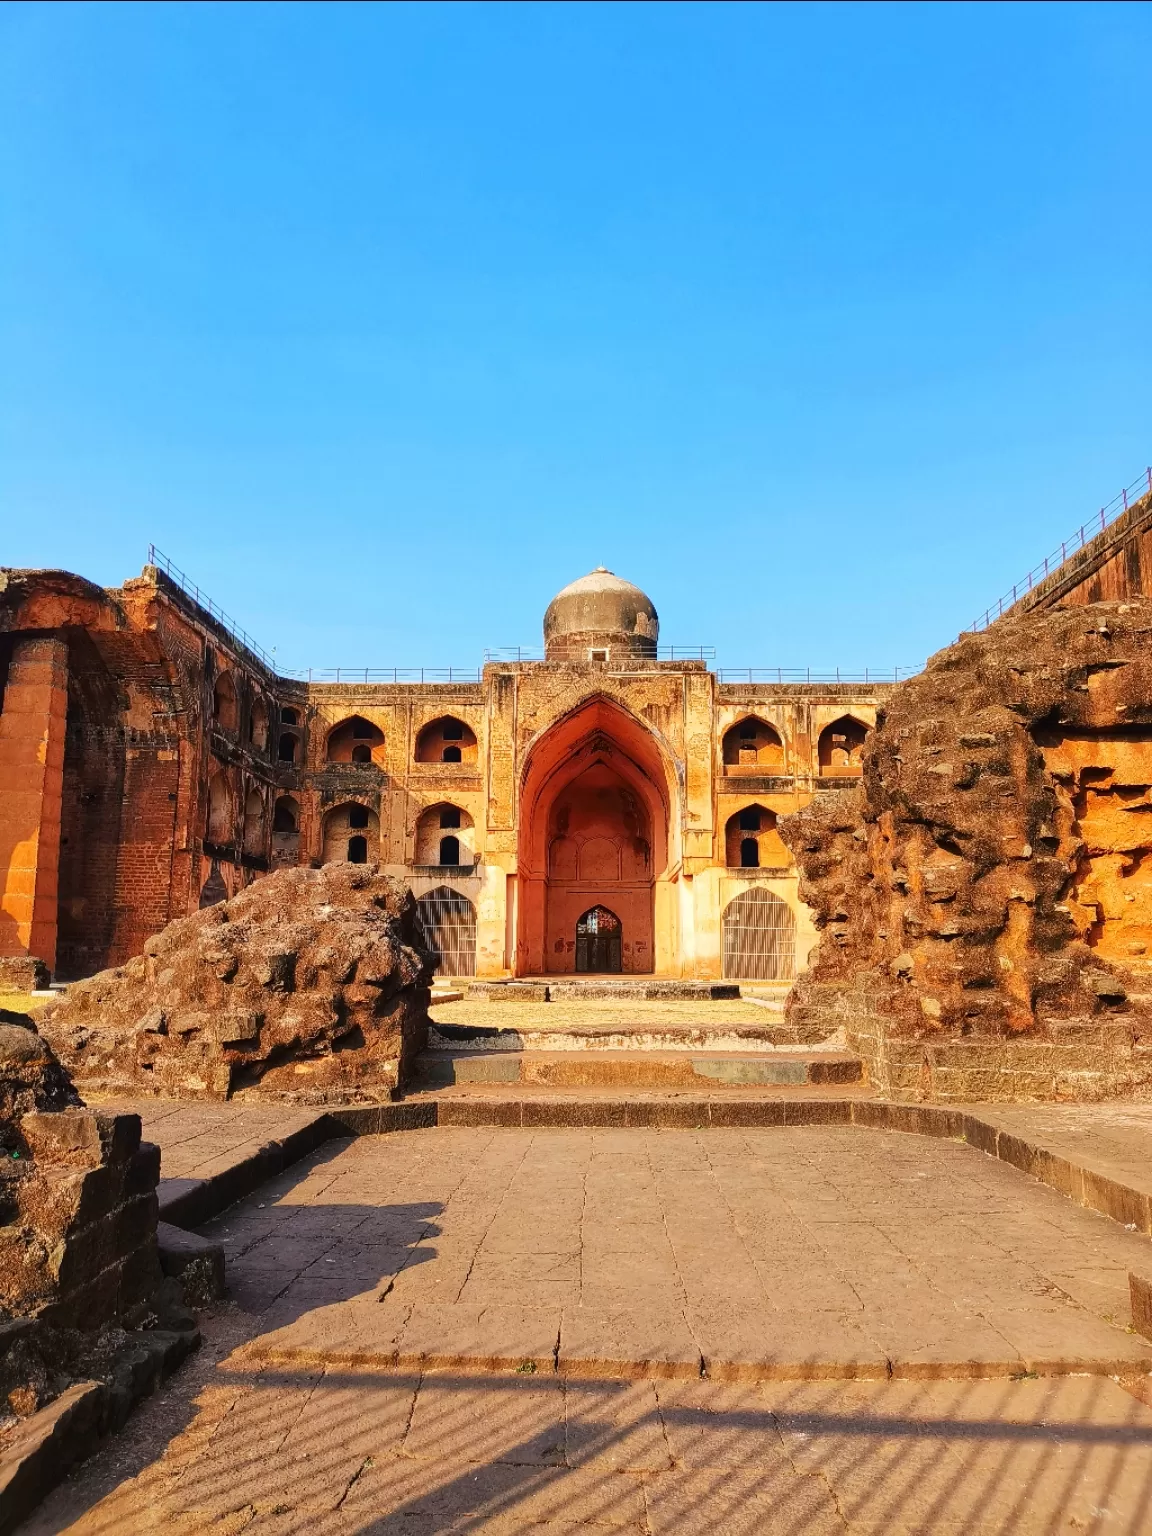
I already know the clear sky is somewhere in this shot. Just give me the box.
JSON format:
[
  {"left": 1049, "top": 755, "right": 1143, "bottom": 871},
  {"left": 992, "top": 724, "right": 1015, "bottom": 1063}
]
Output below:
[{"left": 1, "top": 1, "right": 1149, "bottom": 675}]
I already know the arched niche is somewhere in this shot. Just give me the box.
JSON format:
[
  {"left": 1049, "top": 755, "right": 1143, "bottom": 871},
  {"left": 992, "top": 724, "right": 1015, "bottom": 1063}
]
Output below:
[
  {"left": 271, "top": 794, "right": 300, "bottom": 868},
  {"left": 414, "top": 802, "right": 475, "bottom": 865},
  {"left": 212, "top": 672, "right": 239, "bottom": 733},
  {"left": 516, "top": 694, "right": 677, "bottom": 977},
  {"left": 206, "top": 772, "right": 231, "bottom": 844},
  {"left": 327, "top": 715, "right": 385, "bottom": 765},
  {"left": 322, "top": 801, "right": 380, "bottom": 864},
  {"left": 818, "top": 715, "right": 869, "bottom": 775},
  {"left": 722, "top": 716, "right": 785, "bottom": 772},
  {"left": 724, "top": 804, "right": 789, "bottom": 868},
  {"left": 249, "top": 699, "right": 269, "bottom": 752},
  {"left": 415, "top": 716, "right": 478, "bottom": 764},
  {"left": 242, "top": 789, "right": 266, "bottom": 856}
]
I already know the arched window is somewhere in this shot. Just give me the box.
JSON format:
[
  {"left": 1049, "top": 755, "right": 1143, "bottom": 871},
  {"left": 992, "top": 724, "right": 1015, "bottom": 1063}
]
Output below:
[
  {"left": 439, "top": 834, "right": 461, "bottom": 866},
  {"left": 725, "top": 805, "right": 788, "bottom": 868},
  {"left": 326, "top": 715, "right": 385, "bottom": 764},
  {"left": 440, "top": 806, "right": 461, "bottom": 828},
  {"left": 272, "top": 796, "right": 299, "bottom": 833},
  {"left": 722, "top": 889, "right": 796, "bottom": 980},
  {"left": 347, "top": 835, "right": 368, "bottom": 864},
  {"left": 818, "top": 715, "right": 869, "bottom": 774},
  {"left": 212, "top": 672, "right": 239, "bottom": 733},
  {"left": 415, "top": 716, "right": 478, "bottom": 764},
  {"left": 249, "top": 699, "right": 269, "bottom": 752},
  {"left": 348, "top": 805, "right": 370, "bottom": 829},
  {"left": 722, "top": 716, "right": 784, "bottom": 771},
  {"left": 206, "top": 773, "right": 231, "bottom": 844},
  {"left": 417, "top": 887, "right": 478, "bottom": 976},
  {"left": 277, "top": 733, "right": 299, "bottom": 764},
  {"left": 281, "top": 707, "right": 299, "bottom": 726}
]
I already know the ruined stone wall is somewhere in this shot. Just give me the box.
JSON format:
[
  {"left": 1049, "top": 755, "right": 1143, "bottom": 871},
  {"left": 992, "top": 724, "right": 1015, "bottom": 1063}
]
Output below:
[
  {"left": 0, "top": 1020, "right": 167, "bottom": 1419},
  {"left": 779, "top": 600, "right": 1152, "bottom": 1101},
  {"left": 0, "top": 568, "right": 289, "bottom": 979}
]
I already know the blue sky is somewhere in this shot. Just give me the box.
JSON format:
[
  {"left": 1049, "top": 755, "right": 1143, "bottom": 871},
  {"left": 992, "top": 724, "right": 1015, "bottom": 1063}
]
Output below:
[{"left": 1, "top": 1, "right": 1149, "bottom": 674}]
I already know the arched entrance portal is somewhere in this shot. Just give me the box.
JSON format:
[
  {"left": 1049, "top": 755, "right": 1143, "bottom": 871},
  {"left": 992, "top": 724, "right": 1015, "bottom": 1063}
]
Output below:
[
  {"left": 576, "top": 906, "right": 622, "bottom": 973},
  {"left": 517, "top": 696, "right": 676, "bottom": 975}
]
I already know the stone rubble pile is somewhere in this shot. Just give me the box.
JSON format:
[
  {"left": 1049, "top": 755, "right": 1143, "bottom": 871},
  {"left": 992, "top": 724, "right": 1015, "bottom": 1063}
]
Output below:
[{"left": 40, "top": 862, "right": 433, "bottom": 1103}]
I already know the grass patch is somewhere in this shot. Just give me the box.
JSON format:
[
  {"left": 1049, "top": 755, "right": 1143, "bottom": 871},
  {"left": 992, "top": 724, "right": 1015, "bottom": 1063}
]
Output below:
[{"left": 0, "top": 993, "right": 43, "bottom": 1017}]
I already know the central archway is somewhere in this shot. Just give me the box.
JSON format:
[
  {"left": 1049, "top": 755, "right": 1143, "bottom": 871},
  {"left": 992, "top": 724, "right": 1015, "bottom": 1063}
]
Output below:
[{"left": 516, "top": 696, "right": 677, "bottom": 975}]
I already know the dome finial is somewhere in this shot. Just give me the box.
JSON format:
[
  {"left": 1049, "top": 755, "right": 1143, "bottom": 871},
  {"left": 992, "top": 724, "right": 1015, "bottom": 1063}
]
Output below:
[{"left": 542, "top": 569, "right": 659, "bottom": 660}]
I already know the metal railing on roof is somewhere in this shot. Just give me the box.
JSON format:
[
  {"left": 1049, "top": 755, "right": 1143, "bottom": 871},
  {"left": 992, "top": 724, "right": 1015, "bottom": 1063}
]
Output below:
[
  {"left": 716, "top": 667, "right": 918, "bottom": 684},
  {"left": 147, "top": 545, "right": 278, "bottom": 671},
  {"left": 970, "top": 466, "right": 1152, "bottom": 632},
  {"left": 279, "top": 667, "right": 484, "bottom": 684},
  {"left": 482, "top": 645, "right": 717, "bottom": 662}
]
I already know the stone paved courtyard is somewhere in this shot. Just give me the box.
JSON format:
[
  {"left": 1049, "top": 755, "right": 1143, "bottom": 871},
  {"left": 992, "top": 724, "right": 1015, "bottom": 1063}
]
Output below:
[
  {"left": 19, "top": 1125, "right": 1152, "bottom": 1533},
  {"left": 217, "top": 1127, "right": 1152, "bottom": 1379}
]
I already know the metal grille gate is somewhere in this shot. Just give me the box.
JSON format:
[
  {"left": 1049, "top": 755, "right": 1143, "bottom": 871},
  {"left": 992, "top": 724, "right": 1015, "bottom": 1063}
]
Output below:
[
  {"left": 721, "top": 888, "right": 796, "bottom": 981},
  {"left": 416, "top": 885, "right": 478, "bottom": 977}
]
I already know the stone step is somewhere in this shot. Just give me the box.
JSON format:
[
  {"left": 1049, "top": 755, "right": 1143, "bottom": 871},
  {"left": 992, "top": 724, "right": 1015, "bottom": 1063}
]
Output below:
[
  {"left": 464, "top": 979, "right": 744, "bottom": 1002},
  {"left": 427, "top": 1019, "right": 837, "bottom": 1054},
  {"left": 413, "top": 1048, "right": 864, "bottom": 1090}
]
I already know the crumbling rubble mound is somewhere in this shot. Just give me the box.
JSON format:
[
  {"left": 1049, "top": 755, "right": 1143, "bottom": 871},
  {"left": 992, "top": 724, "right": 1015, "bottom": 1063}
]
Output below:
[
  {"left": 39, "top": 862, "right": 433, "bottom": 1103},
  {"left": 778, "top": 599, "right": 1152, "bottom": 1101}
]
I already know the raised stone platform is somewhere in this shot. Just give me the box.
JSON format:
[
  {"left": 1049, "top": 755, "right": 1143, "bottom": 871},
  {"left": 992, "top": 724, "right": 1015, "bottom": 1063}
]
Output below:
[{"left": 415, "top": 1048, "right": 864, "bottom": 1089}]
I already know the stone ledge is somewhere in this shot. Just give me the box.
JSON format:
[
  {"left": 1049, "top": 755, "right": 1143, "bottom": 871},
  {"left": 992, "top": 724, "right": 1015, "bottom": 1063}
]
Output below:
[{"left": 0, "top": 1326, "right": 197, "bottom": 1536}]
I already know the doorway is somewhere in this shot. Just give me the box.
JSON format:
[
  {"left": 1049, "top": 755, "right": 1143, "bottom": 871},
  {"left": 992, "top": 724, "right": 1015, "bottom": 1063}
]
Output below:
[{"left": 576, "top": 906, "right": 622, "bottom": 973}]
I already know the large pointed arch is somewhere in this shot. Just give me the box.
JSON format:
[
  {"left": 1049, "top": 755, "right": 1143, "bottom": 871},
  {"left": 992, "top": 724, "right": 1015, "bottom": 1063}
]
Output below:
[{"left": 515, "top": 694, "right": 680, "bottom": 976}]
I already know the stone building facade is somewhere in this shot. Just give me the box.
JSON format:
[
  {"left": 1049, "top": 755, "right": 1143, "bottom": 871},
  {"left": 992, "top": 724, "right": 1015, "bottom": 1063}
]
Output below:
[{"left": 0, "top": 564, "right": 888, "bottom": 985}]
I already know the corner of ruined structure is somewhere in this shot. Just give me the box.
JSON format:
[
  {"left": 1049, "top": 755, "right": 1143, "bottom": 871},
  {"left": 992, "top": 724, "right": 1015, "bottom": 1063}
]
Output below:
[{"left": 779, "top": 601, "right": 1152, "bottom": 1102}]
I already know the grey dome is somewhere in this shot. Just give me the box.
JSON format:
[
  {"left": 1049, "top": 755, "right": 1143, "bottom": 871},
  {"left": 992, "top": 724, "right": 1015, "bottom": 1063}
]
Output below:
[{"left": 543, "top": 568, "right": 659, "bottom": 659}]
